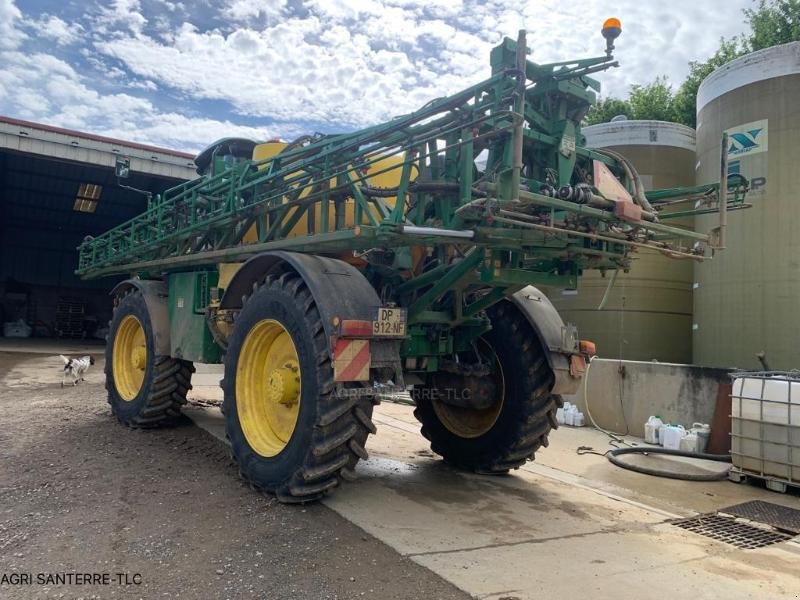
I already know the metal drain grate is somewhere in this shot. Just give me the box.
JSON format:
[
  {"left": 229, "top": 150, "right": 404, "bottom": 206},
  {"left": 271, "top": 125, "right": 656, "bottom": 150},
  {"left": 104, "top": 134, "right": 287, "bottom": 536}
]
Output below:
[
  {"left": 719, "top": 501, "right": 800, "bottom": 535},
  {"left": 671, "top": 513, "right": 793, "bottom": 549}
]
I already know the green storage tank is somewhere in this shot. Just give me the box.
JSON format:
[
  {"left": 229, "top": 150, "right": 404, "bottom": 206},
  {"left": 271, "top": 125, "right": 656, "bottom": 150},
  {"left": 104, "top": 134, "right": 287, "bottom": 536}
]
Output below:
[
  {"left": 694, "top": 42, "right": 800, "bottom": 370},
  {"left": 551, "top": 120, "right": 696, "bottom": 362}
]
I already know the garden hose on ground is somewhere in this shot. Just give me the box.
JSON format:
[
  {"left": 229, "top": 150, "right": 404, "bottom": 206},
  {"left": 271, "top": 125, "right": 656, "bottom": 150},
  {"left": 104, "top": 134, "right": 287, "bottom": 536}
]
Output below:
[{"left": 606, "top": 446, "right": 732, "bottom": 481}]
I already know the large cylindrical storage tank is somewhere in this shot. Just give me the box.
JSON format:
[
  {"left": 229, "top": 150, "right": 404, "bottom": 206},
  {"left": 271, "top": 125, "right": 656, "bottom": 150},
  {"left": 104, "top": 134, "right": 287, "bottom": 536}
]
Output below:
[
  {"left": 551, "top": 120, "right": 696, "bottom": 362},
  {"left": 694, "top": 42, "right": 800, "bottom": 370}
]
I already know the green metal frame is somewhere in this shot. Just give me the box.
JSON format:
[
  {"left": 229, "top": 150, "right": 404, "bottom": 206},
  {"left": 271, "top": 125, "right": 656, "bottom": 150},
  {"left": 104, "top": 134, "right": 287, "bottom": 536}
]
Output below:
[{"left": 77, "top": 31, "right": 747, "bottom": 366}]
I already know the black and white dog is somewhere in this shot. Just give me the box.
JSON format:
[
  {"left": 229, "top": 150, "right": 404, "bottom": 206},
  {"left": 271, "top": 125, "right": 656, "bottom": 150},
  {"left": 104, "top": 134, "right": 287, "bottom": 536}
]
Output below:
[{"left": 60, "top": 355, "right": 95, "bottom": 387}]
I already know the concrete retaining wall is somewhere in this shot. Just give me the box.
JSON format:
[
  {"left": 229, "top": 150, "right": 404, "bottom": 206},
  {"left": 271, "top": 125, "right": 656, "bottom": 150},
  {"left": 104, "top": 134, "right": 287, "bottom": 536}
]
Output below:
[{"left": 564, "top": 359, "right": 730, "bottom": 436}]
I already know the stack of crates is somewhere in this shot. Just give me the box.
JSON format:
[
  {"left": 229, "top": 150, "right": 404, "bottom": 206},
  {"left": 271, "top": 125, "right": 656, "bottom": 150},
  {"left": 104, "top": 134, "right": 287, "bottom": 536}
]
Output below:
[{"left": 55, "top": 296, "right": 85, "bottom": 338}]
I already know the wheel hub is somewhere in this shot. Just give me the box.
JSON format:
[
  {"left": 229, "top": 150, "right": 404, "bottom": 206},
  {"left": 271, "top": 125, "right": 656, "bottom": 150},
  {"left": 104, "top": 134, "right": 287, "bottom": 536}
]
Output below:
[
  {"left": 431, "top": 373, "right": 497, "bottom": 409},
  {"left": 131, "top": 346, "right": 147, "bottom": 370},
  {"left": 431, "top": 340, "right": 505, "bottom": 438},
  {"left": 267, "top": 362, "right": 300, "bottom": 406}
]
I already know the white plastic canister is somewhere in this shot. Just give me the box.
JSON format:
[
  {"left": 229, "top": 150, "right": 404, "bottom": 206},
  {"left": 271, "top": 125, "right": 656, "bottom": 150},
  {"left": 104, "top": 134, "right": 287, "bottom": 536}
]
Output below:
[
  {"left": 644, "top": 416, "right": 664, "bottom": 445},
  {"left": 661, "top": 425, "right": 687, "bottom": 450},
  {"left": 679, "top": 432, "right": 699, "bottom": 453},
  {"left": 689, "top": 423, "right": 710, "bottom": 453}
]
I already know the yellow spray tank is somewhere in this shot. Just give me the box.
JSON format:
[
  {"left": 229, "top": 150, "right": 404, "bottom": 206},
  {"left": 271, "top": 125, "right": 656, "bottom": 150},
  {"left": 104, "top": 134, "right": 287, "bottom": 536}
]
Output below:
[{"left": 243, "top": 141, "right": 412, "bottom": 243}]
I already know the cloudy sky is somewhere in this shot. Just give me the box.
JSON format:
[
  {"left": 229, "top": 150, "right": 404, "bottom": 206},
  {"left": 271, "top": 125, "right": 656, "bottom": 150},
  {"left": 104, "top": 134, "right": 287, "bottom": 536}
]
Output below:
[{"left": 0, "top": 0, "right": 753, "bottom": 153}]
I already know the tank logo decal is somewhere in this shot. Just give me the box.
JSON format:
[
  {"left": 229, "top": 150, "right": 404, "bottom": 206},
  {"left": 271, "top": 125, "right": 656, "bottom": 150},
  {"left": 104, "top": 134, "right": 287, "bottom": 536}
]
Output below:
[
  {"left": 726, "top": 119, "right": 768, "bottom": 197},
  {"left": 726, "top": 119, "right": 768, "bottom": 157}
]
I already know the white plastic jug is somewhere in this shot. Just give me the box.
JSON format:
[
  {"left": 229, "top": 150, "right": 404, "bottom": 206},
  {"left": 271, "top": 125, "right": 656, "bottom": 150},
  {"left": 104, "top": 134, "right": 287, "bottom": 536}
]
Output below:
[
  {"left": 661, "top": 425, "right": 687, "bottom": 450},
  {"left": 556, "top": 407, "right": 565, "bottom": 425},
  {"left": 644, "top": 416, "right": 664, "bottom": 445},
  {"left": 658, "top": 422, "right": 669, "bottom": 446},
  {"left": 679, "top": 432, "right": 699, "bottom": 453},
  {"left": 574, "top": 412, "right": 585, "bottom": 427},
  {"left": 689, "top": 423, "right": 710, "bottom": 453}
]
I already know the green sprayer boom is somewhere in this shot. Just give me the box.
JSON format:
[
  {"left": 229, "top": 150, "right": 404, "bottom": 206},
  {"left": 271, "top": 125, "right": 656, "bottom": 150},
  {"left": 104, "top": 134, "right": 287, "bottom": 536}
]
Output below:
[{"left": 78, "top": 31, "right": 745, "bottom": 285}]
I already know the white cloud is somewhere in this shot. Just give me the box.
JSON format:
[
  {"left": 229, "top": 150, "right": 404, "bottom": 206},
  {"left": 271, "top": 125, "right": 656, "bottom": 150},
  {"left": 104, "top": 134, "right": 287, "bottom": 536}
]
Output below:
[
  {"left": 385, "top": 0, "right": 464, "bottom": 17},
  {"left": 154, "top": 0, "right": 184, "bottom": 11},
  {"left": 98, "top": 113, "right": 284, "bottom": 151},
  {"left": 30, "top": 14, "right": 85, "bottom": 46},
  {"left": 224, "top": 0, "right": 288, "bottom": 22},
  {"left": 304, "top": 0, "right": 384, "bottom": 20},
  {"left": 127, "top": 79, "right": 158, "bottom": 91},
  {"left": 93, "top": 9, "right": 493, "bottom": 128},
  {"left": 93, "top": 0, "right": 148, "bottom": 36},
  {"left": 0, "top": 47, "right": 278, "bottom": 151},
  {"left": 0, "top": 0, "right": 757, "bottom": 153},
  {"left": 0, "top": 0, "right": 26, "bottom": 49},
  {"left": 88, "top": 0, "right": 754, "bottom": 134}
]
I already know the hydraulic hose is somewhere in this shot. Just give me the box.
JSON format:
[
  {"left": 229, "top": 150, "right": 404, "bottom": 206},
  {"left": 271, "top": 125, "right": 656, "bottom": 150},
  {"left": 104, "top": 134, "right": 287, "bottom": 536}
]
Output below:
[
  {"left": 596, "top": 269, "right": 619, "bottom": 311},
  {"left": 596, "top": 148, "right": 657, "bottom": 216},
  {"left": 359, "top": 181, "right": 487, "bottom": 198},
  {"left": 607, "top": 446, "right": 732, "bottom": 481}
]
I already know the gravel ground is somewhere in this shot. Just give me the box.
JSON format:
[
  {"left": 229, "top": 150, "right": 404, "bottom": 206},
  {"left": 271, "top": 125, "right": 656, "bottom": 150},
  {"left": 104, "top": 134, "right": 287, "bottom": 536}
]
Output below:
[{"left": 0, "top": 351, "right": 469, "bottom": 599}]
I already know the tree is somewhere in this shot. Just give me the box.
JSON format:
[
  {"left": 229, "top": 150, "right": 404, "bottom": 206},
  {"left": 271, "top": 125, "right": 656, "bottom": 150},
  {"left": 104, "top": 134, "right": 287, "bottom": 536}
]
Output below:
[
  {"left": 585, "top": 78, "right": 677, "bottom": 126},
  {"left": 585, "top": 97, "right": 631, "bottom": 125},
  {"left": 672, "top": 39, "right": 744, "bottom": 128},
  {"left": 628, "top": 77, "right": 676, "bottom": 122},
  {"left": 746, "top": 0, "right": 800, "bottom": 50}
]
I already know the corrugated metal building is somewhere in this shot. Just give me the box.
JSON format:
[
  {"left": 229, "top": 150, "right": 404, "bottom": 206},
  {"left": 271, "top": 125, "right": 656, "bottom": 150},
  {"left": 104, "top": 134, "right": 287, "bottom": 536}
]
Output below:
[{"left": 0, "top": 116, "right": 196, "bottom": 338}]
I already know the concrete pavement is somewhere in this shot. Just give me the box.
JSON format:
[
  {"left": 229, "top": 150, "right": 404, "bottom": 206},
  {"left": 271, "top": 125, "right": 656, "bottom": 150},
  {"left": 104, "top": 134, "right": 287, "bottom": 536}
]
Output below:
[{"left": 186, "top": 365, "right": 800, "bottom": 600}]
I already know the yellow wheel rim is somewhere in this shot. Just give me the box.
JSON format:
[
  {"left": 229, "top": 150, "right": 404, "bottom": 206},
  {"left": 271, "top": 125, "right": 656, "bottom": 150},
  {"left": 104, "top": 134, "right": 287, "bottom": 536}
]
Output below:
[
  {"left": 433, "top": 342, "right": 504, "bottom": 439},
  {"left": 236, "top": 319, "right": 302, "bottom": 457},
  {"left": 112, "top": 314, "right": 147, "bottom": 401}
]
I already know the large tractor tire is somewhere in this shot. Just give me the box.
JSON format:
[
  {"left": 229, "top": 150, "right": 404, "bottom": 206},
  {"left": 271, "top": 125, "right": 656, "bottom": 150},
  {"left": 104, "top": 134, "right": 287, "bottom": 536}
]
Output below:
[
  {"left": 105, "top": 289, "right": 194, "bottom": 428},
  {"left": 222, "top": 271, "right": 376, "bottom": 503},
  {"left": 412, "top": 301, "right": 561, "bottom": 474}
]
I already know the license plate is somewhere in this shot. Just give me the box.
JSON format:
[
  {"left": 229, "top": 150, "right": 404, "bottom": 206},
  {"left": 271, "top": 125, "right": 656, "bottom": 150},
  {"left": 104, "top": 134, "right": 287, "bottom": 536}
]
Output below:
[{"left": 373, "top": 307, "right": 406, "bottom": 337}]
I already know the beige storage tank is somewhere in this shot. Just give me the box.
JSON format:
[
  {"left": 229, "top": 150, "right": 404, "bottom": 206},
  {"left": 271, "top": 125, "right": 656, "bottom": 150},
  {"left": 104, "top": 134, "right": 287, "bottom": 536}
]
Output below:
[
  {"left": 551, "top": 120, "right": 696, "bottom": 362},
  {"left": 694, "top": 42, "right": 800, "bottom": 370}
]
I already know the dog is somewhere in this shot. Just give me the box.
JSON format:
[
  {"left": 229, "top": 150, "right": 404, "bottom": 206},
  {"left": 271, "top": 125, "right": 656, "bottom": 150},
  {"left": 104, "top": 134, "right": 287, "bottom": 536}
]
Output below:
[{"left": 60, "top": 355, "right": 95, "bottom": 387}]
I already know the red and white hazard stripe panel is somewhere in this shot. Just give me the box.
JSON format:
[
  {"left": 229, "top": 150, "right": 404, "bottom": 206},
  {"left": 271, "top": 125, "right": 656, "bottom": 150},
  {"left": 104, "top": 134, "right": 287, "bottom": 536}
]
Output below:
[{"left": 333, "top": 338, "right": 371, "bottom": 381}]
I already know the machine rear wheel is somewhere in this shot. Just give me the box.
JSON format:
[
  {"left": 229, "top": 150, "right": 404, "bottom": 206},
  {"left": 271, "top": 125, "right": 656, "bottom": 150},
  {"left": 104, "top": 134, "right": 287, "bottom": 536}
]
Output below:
[
  {"left": 105, "top": 289, "right": 194, "bottom": 428},
  {"left": 412, "top": 301, "right": 561, "bottom": 473},
  {"left": 223, "top": 271, "right": 376, "bottom": 503}
]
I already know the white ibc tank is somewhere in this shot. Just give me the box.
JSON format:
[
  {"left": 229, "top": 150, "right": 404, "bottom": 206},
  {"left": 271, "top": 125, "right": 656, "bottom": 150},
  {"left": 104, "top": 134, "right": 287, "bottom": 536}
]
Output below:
[
  {"left": 732, "top": 376, "right": 800, "bottom": 425},
  {"left": 731, "top": 373, "right": 800, "bottom": 484}
]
